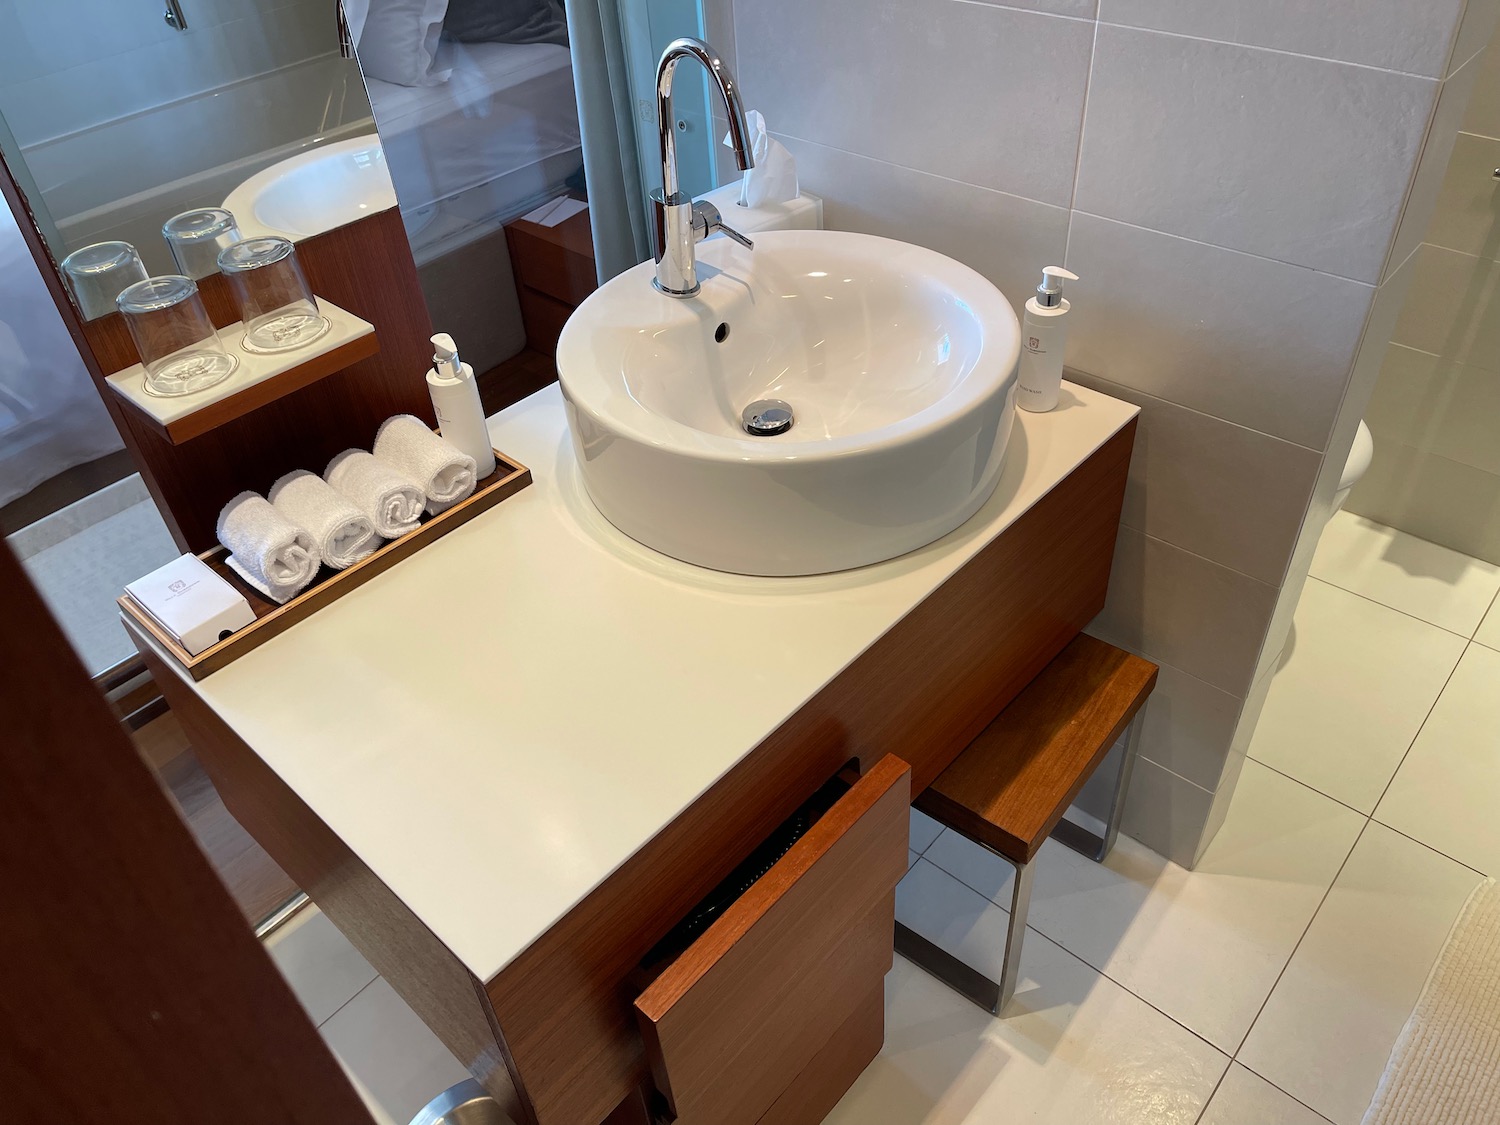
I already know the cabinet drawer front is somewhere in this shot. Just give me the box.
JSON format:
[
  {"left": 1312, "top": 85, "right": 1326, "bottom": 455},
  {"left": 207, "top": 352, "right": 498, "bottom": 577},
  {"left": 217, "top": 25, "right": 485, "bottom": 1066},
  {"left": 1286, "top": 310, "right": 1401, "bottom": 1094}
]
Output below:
[{"left": 633, "top": 754, "right": 911, "bottom": 1125}]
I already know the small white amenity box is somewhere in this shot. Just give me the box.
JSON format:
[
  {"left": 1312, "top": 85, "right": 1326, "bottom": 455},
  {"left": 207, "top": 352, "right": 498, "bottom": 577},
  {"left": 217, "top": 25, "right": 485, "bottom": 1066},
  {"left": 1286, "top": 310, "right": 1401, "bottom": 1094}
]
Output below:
[{"left": 125, "top": 554, "right": 255, "bottom": 656}]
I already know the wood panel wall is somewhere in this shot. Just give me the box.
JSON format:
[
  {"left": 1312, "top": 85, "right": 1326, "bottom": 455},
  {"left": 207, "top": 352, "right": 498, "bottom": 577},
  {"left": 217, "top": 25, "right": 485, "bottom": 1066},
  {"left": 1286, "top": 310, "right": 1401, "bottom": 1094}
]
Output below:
[
  {"left": 1, "top": 145, "right": 436, "bottom": 552},
  {"left": 0, "top": 539, "right": 377, "bottom": 1124}
]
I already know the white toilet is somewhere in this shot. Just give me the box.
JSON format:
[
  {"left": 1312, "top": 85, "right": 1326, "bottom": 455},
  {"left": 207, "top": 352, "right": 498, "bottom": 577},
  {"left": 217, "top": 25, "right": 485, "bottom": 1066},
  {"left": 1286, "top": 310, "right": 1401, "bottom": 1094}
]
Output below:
[{"left": 1331, "top": 420, "right": 1375, "bottom": 519}]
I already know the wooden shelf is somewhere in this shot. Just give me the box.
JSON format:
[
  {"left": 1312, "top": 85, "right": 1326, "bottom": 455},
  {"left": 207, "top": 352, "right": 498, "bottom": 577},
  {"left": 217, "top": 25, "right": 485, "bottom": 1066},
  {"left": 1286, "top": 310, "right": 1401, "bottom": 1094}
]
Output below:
[
  {"left": 105, "top": 298, "right": 378, "bottom": 445},
  {"left": 120, "top": 448, "right": 531, "bottom": 680}
]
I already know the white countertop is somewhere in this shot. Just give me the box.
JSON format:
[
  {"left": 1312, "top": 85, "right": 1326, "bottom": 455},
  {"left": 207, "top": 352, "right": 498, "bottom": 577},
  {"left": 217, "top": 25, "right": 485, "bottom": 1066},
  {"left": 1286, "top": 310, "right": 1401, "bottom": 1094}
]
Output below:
[{"left": 167, "top": 382, "right": 1136, "bottom": 983}]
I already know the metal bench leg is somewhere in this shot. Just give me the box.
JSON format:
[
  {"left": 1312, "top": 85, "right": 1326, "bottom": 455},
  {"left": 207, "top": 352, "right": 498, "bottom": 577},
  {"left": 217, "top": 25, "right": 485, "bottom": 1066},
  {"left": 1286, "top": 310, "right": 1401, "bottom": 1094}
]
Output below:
[
  {"left": 996, "top": 857, "right": 1034, "bottom": 1012},
  {"left": 1050, "top": 708, "right": 1146, "bottom": 863},
  {"left": 893, "top": 850, "right": 1035, "bottom": 1016}
]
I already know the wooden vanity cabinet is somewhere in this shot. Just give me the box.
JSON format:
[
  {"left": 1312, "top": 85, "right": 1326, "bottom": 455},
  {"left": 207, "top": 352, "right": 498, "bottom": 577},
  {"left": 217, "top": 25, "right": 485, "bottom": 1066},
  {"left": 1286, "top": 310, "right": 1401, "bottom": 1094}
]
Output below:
[
  {"left": 138, "top": 420, "right": 1135, "bottom": 1125},
  {"left": 482, "top": 420, "right": 1136, "bottom": 1125}
]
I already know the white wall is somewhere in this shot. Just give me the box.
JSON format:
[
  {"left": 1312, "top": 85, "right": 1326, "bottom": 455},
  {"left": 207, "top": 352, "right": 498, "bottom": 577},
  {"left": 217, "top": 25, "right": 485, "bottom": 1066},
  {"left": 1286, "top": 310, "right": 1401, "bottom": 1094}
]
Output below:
[
  {"left": 0, "top": 0, "right": 337, "bottom": 147},
  {"left": 1349, "top": 33, "right": 1500, "bottom": 564},
  {"left": 703, "top": 0, "right": 1500, "bottom": 865}
]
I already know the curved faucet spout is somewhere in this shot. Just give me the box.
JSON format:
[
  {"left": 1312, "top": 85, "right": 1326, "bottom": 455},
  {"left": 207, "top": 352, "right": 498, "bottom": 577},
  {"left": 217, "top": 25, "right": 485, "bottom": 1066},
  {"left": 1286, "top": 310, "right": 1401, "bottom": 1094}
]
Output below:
[{"left": 652, "top": 37, "right": 757, "bottom": 298}]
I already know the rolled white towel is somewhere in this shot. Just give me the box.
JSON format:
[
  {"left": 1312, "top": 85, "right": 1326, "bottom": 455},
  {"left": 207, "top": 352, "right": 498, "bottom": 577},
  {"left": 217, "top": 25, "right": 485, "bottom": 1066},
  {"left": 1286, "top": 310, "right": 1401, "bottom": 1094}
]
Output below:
[
  {"left": 216, "top": 491, "right": 322, "bottom": 604},
  {"left": 269, "top": 470, "right": 381, "bottom": 571},
  {"left": 373, "top": 413, "right": 478, "bottom": 515},
  {"left": 325, "top": 449, "right": 425, "bottom": 538}
]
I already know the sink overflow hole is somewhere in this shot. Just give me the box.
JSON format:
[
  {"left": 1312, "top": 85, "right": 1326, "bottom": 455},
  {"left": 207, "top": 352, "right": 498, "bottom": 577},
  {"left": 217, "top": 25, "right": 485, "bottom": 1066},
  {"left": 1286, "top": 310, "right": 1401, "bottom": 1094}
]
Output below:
[{"left": 714, "top": 322, "right": 730, "bottom": 343}]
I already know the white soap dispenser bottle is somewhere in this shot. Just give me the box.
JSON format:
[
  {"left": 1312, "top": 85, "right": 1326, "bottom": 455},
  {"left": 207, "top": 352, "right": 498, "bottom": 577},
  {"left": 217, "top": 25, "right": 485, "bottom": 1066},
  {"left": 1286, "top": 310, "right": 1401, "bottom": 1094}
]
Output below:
[
  {"left": 1016, "top": 266, "right": 1079, "bottom": 413},
  {"left": 426, "top": 333, "right": 496, "bottom": 478}
]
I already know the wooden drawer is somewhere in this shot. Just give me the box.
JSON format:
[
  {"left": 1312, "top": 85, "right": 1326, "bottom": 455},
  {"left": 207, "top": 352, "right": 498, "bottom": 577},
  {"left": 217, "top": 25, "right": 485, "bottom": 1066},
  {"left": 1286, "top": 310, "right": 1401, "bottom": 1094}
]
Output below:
[{"left": 633, "top": 754, "right": 910, "bottom": 1125}]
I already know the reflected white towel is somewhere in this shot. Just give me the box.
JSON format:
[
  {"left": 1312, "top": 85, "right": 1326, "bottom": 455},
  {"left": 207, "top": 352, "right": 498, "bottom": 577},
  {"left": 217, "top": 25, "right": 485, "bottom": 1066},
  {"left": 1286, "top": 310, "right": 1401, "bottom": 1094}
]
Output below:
[
  {"left": 325, "top": 449, "right": 425, "bottom": 538},
  {"left": 373, "top": 413, "right": 477, "bottom": 515},
  {"left": 216, "top": 491, "right": 321, "bottom": 604},
  {"left": 269, "top": 470, "right": 381, "bottom": 570}
]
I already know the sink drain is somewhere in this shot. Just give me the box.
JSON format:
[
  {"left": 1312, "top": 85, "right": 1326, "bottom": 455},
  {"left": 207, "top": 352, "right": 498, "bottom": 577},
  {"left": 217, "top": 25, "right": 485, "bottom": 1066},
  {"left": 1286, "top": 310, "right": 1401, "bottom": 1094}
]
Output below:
[{"left": 742, "top": 398, "right": 794, "bottom": 436}]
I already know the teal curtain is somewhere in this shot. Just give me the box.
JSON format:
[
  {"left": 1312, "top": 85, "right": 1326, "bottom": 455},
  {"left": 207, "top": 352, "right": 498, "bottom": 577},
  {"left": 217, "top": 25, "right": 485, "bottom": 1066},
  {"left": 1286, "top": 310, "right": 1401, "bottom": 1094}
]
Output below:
[{"left": 566, "top": 0, "right": 652, "bottom": 283}]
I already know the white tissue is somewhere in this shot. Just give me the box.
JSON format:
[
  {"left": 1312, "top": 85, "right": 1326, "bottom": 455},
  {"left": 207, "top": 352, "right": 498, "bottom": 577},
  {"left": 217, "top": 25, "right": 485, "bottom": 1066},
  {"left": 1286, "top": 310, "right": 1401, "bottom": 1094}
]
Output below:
[{"left": 725, "top": 110, "right": 798, "bottom": 208}]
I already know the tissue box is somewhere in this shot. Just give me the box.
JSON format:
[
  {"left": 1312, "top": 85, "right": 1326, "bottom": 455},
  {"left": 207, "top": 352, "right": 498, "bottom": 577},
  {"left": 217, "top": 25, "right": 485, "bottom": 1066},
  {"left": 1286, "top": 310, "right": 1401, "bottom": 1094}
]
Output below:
[
  {"left": 125, "top": 554, "right": 256, "bottom": 656},
  {"left": 695, "top": 183, "right": 823, "bottom": 235}
]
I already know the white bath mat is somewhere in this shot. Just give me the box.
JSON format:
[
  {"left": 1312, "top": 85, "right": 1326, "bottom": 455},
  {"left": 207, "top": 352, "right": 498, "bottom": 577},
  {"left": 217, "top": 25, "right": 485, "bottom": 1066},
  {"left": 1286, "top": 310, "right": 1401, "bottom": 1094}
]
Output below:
[{"left": 1363, "top": 878, "right": 1500, "bottom": 1125}]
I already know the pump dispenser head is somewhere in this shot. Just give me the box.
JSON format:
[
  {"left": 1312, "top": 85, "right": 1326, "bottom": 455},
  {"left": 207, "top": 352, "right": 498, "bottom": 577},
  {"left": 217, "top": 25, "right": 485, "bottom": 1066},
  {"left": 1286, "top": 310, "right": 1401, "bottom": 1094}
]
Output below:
[
  {"left": 1035, "top": 266, "right": 1079, "bottom": 308},
  {"left": 431, "top": 333, "right": 461, "bottom": 380}
]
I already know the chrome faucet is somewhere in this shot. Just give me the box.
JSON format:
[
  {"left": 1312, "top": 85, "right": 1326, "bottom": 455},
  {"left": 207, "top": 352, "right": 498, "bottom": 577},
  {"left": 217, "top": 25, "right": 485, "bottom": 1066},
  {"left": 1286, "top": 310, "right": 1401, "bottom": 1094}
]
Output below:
[{"left": 652, "top": 38, "right": 756, "bottom": 298}]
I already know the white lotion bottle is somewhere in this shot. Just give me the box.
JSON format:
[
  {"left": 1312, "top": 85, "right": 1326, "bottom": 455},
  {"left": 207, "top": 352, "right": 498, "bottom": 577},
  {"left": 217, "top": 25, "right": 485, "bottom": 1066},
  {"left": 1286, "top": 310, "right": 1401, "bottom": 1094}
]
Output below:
[
  {"left": 426, "top": 333, "right": 496, "bottom": 478},
  {"left": 1016, "top": 266, "right": 1079, "bottom": 413}
]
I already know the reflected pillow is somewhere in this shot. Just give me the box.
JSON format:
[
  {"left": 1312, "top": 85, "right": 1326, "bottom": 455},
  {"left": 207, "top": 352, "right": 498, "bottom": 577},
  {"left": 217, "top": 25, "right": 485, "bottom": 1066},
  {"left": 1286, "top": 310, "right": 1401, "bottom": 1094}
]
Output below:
[
  {"left": 443, "top": 0, "right": 568, "bottom": 46},
  {"left": 357, "top": 0, "right": 453, "bottom": 87}
]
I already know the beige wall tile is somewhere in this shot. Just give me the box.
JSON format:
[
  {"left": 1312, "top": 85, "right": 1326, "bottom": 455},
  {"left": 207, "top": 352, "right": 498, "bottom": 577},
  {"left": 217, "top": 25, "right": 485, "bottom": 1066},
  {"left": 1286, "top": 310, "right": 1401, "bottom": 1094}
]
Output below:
[
  {"left": 1097, "top": 0, "right": 1464, "bottom": 76},
  {"left": 1075, "top": 26, "right": 1435, "bottom": 283},
  {"left": 1462, "top": 43, "right": 1500, "bottom": 137},
  {"left": 1385, "top": 58, "right": 1484, "bottom": 277},
  {"left": 1347, "top": 441, "right": 1500, "bottom": 564},
  {"left": 736, "top": 0, "right": 1094, "bottom": 205},
  {"left": 1089, "top": 527, "right": 1280, "bottom": 697},
  {"left": 1067, "top": 370, "right": 1319, "bottom": 585},
  {"left": 1426, "top": 131, "right": 1500, "bottom": 259},
  {"left": 1451, "top": 0, "right": 1500, "bottom": 74},
  {"left": 1392, "top": 243, "right": 1500, "bottom": 368},
  {"left": 1065, "top": 212, "right": 1374, "bottom": 450},
  {"left": 1120, "top": 757, "right": 1216, "bottom": 868},
  {"left": 1367, "top": 343, "right": 1500, "bottom": 474},
  {"left": 778, "top": 133, "right": 1070, "bottom": 323}
]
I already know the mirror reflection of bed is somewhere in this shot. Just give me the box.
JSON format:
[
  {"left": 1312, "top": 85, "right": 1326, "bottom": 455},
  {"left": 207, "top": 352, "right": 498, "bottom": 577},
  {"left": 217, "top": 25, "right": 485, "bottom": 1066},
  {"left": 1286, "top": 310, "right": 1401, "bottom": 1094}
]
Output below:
[{"left": 347, "top": 0, "right": 586, "bottom": 399}]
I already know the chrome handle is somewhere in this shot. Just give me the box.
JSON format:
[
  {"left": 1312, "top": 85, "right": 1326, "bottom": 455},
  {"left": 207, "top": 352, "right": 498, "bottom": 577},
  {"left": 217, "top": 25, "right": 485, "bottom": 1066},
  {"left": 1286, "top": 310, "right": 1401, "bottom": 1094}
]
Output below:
[
  {"left": 691, "top": 201, "right": 755, "bottom": 251},
  {"left": 715, "top": 221, "right": 755, "bottom": 250},
  {"left": 164, "top": 0, "right": 188, "bottom": 29}
]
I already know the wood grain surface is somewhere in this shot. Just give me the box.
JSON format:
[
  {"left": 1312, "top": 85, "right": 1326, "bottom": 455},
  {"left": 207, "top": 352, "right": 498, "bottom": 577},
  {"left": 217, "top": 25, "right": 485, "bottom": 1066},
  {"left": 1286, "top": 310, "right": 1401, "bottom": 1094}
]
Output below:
[
  {"left": 118, "top": 330, "right": 382, "bottom": 445},
  {"left": 0, "top": 539, "right": 376, "bottom": 1124},
  {"left": 753, "top": 985, "right": 887, "bottom": 1125},
  {"left": 917, "top": 633, "right": 1158, "bottom": 863},
  {"left": 635, "top": 755, "right": 909, "bottom": 1125},
  {"left": 71, "top": 207, "right": 436, "bottom": 551},
  {"left": 485, "top": 421, "right": 1136, "bottom": 1125},
  {"left": 122, "top": 420, "right": 1134, "bottom": 1125},
  {"left": 120, "top": 451, "right": 531, "bottom": 679}
]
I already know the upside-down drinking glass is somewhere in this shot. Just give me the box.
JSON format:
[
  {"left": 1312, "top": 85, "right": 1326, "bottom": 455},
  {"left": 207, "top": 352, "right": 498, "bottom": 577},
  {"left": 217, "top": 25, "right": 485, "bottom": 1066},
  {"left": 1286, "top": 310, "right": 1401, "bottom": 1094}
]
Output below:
[
  {"left": 216, "top": 236, "right": 329, "bottom": 353},
  {"left": 116, "top": 275, "right": 237, "bottom": 397}
]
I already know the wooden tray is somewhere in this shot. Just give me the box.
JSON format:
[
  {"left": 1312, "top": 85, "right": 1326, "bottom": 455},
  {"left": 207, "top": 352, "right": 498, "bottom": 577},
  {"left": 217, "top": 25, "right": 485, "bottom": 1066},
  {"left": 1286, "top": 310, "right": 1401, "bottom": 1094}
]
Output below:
[{"left": 121, "top": 450, "right": 531, "bottom": 680}]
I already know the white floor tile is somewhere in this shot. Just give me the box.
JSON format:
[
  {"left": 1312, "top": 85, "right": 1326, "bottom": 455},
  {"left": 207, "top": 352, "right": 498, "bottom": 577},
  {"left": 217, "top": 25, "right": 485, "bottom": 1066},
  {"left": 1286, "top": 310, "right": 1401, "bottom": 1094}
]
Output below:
[
  {"left": 848, "top": 860, "right": 1227, "bottom": 1125},
  {"left": 909, "top": 808, "right": 943, "bottom": 855},
  {"left": 1237, "top": 823, "right": 1482, "bottom": 1125},
  {"left": 1475, "top": 592, "right": 1500, "bottom": 651},
  {"left": 1248, "top": 579, "right": 1466, "bottom": 812},
  {"left": 320, "top": 978, "right": 471, "bottom": 1125},
  {"left": 264, "top": 905, "right": 379, "bottom": 1026},
  {"left": 1376, "top": 644, "right": 1500, "bottom": 875},
  {"left": 1311, "top": 511, "right": 1500, "bottom": 636},
  {"left": 1199, "top": 1064, "right": 1332, "bottom": 1125},
  {"left": 924, "top": 762, "right": 1363, "bottom": 1052}
]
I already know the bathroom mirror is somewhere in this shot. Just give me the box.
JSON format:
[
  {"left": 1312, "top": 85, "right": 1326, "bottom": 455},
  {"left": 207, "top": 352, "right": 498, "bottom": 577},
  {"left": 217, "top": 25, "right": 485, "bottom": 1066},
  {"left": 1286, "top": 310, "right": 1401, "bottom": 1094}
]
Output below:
[{"left": 0, "top": 0, "right": 380, "bottom": 319}]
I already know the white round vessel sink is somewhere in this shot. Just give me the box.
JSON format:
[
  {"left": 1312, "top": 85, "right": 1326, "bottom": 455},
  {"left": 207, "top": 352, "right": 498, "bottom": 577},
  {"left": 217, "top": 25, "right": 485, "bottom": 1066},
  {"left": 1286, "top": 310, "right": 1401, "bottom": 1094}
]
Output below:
[
  {"left": 223, "top": 136, "right": 396, "bottom": 241},
  {"left": 557, "top": 230, "right": 1021, "bottom": 576}
]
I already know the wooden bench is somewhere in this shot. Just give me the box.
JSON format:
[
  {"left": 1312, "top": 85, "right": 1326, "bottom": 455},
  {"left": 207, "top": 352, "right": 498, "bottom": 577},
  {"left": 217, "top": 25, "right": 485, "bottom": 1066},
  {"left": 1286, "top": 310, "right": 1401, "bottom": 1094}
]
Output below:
[{"left": 898, "top": 634, "right": 1159, "bottom": 1013}]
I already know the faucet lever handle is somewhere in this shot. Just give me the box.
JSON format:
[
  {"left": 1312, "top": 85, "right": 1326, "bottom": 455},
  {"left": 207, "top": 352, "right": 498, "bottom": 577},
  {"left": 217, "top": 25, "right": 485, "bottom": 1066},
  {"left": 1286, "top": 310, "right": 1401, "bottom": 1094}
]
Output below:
[
  {"left": 691, "top": 201, "right": 755, "bottom": 251},
  {"left": 715, "top": 220, "right": 755, "bottom": 251}
]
